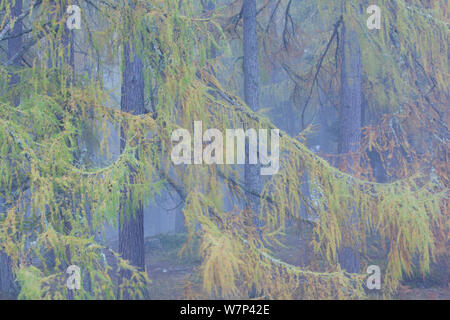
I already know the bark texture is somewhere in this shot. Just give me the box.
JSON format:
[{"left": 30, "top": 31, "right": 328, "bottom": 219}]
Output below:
[
  {"left": 337, "top": 21, "right": 362, "bottom": 274},
  {"left": 243, "top": 0, "right": 262, "bottom": 213},
  {"left": 119, "top": 34, "right": 146, "bottom": 298}
]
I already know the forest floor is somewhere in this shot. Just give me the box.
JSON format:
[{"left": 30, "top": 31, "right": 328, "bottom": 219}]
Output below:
[
  {"left": 395, "top": 284, "right": 450, "bottom": 300},
  {"left": 145, "top": 233, "right": 202, "bottom": 299}
]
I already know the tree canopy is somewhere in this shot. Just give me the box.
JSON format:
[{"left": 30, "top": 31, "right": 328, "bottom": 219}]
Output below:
[{"left": 0, "top": 0, "right": 447, "bottom": 299}]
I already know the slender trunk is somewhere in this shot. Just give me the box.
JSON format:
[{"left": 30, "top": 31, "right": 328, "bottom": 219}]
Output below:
[
  {"left": 118, "top": 8, "right": 146, "bottom": 298},
  {"left": 243, "top": 0, "right": 262, "bottom": 213},
  {"left": 8, "top": 0, "right": 23, "bottom": 107},
  {"left": 243, "top": 0, "right": 262, "bottom": 299},
  {"left": 0, "top": 0, "right": 23, "bottom": 297},
  {"left": 337, "top": 20, "right": 362, "bottom": 273}
]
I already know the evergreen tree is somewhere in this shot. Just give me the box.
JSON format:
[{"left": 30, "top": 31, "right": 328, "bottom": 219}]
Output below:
[{"left": 0, "top": 0, "right": 446, "bottom": 300}]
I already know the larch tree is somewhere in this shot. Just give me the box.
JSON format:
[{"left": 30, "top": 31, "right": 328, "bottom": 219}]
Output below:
[
  {"left": 219, "top": 0, "right": 447, "bottom": 297},
  {"left": 0, "top": 0, "right": 446, "bottom": 300}
]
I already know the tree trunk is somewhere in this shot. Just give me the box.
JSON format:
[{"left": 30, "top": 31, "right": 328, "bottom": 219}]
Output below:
[
  {"left": 8, "top": 0, "right": 23, "bottom": 107},
  {"left": 0, "top": 0, "right": 23, "bottom": 298},
  {"left": 337, "top": 20, "right": 362, "bottom": 274},
  {"left": 118, "top": 13, "right": 146, "bottom": 298},
  {"left": 243, "top": 0, "right": 262, "bottom": 213}
]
